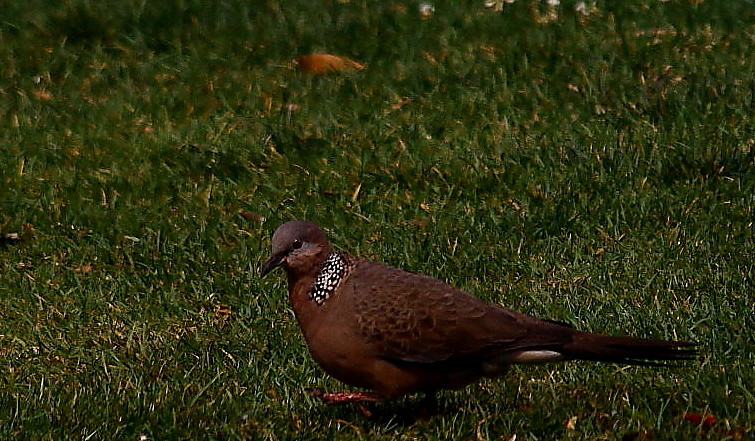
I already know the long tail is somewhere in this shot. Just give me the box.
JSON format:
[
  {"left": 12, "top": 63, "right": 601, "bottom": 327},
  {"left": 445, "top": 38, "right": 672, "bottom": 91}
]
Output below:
[{"left": 561, "top": 331, "right": 698, "bottom": 366}]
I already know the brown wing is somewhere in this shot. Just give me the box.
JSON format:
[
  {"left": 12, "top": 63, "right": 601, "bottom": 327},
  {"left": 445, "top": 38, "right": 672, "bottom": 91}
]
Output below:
[{"left": 350, "top": 259, "right": 538, "bottom": 363}]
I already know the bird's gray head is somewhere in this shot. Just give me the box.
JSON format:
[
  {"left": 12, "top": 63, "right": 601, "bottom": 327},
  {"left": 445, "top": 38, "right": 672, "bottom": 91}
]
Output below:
[{"left": 261, "top": 221, "right": 332, "bottom": 277}]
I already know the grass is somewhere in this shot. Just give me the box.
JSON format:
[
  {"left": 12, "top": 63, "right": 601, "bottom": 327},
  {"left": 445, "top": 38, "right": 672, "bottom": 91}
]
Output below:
[{"left": 1, "top": 0, "right": 753, "bottom": 439}]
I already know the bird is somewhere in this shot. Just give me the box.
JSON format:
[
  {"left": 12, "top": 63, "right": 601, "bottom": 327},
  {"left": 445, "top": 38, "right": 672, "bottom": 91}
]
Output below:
[{"left": 261, "top": 220, "right": 697, "bottom": 407}]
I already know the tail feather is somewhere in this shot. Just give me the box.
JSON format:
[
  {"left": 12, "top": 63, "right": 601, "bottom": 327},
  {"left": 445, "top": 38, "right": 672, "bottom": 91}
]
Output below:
[{"left": 562, "top": 331, "right": 698, "bottom": 367}]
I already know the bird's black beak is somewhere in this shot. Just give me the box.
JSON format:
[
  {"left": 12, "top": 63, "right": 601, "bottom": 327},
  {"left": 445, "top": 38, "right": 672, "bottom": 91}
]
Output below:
[{"left": 261, "top": 251, "right": 286, "bottom": 277}]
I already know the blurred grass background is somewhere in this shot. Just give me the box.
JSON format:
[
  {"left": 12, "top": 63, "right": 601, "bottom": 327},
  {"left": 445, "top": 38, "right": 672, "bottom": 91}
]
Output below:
[{"left": 1, "top": 0, "right": 753, "bottom": 439}]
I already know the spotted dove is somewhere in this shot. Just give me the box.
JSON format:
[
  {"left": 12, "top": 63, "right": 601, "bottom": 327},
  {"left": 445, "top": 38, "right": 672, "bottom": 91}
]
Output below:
[{"left": 261, "top": 220, "right": 696, "bottom": 405}]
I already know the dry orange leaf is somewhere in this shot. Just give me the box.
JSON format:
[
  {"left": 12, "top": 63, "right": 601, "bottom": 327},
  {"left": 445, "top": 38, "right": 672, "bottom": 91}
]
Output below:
[
  {"left": 683, "top": 412, "right": 717, "bottom": 430},
  {"left": 565, "top": 415, "right": 578, "bottom": 430},
  {"left": 33, "top": 89, "right": 53, "bottom": 100},
  {"left": 74, "top": 264, "right": 95, "bottom": 274},
  {"left": 296, "top": 54, "right": 365, "bottom": 74},
  {"left": 239, "top": 211, "right": 266, "bottom": 222},
  {"left": 214, "top": 304, "right": 232, "bottom": 317},
  {"left": 213, "top": 304, "right": 233, "bottom": 328}
]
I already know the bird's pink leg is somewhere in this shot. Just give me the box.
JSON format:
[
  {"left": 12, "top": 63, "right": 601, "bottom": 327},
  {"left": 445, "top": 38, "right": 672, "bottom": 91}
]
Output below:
[
  {"left": 308, "top": 389, "right": 382, "bottom": 404},
  {"left": 308, "top": 390, "right": 381, "bottom": 417}
]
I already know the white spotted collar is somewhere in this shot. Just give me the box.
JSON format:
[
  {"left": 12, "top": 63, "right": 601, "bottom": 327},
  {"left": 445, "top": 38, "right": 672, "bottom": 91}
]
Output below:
[{"left": 310, "top": 252, "right": 350, "bottom": 305}]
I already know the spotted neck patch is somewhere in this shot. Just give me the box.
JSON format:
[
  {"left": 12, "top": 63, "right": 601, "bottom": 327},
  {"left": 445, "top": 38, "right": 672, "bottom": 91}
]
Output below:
[{"left": 310, "top": 252, "right": 350, "bottom": 305}]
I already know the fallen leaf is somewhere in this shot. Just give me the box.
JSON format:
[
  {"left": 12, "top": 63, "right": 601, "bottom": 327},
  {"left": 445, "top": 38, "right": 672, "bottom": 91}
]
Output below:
[
  {"left": 33, "top": 89, "right": 53, "bottom": 100},
  {"left": 683, "top": 412, "right": 717, "bottom": 430},
  {"left": 240, "top": 211, "right": 265, "bottom": 222},
  {"left": 296, "top": 54, "right": 365, "bottom": 74},
  {"left": 565, "top": 415, "right": 578, "bottom": 430},
  {"left": 387, "top": 96, "right": 412, "bottom": 112},
  {"left": 213, "top": 304, "right": 233, "bottom": 328},
  {"left": 215, "top": 304, "right": 231, "bottom": 315},
  {"left": 74, "top": 264, "right": 95, "bottom": 273}
]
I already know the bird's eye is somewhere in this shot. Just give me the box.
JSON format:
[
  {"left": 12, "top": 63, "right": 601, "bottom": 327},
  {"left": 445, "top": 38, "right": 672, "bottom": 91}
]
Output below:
[{"left": 292, "top": 239, "right": 303, "bottom": 250}]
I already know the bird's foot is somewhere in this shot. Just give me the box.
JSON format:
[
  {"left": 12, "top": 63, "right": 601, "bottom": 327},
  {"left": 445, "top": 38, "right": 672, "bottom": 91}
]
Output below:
[
  {"left": 307, "top": 389, "right": 381, "bottom": 404},
  {"left": 307, "top": 389, "right": 380, "bottom": 417}
]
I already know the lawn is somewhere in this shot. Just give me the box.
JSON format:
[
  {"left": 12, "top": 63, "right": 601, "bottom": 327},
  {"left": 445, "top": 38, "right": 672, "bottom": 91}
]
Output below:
[{"left": 1, "top": 0, "right": 753, "bottom": 439}]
